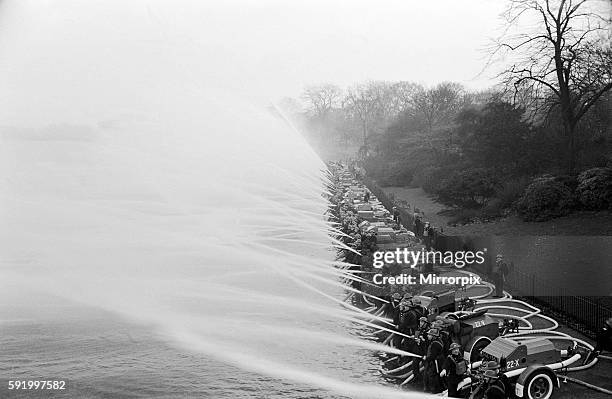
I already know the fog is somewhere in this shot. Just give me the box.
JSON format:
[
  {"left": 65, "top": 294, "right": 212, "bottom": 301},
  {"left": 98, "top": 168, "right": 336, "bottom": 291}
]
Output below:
[
  {"left": 0, "top": 1, "right": 431, "bottom": 397},
  {"left": 0, "top": 0, "right": 511, "bottom": 129}
]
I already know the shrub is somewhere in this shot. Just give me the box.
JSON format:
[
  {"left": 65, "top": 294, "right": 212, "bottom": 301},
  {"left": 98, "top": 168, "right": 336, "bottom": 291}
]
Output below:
[
  {"left": 494, "top": 177, "right": 531, "bottom": 209},
  {"left": 576, "top": 167, "right": 612, "bottom": 210},
  {"left": 482, "top": 198, "right": 505, "bottom": 218},
  {"left": 448, "top": 208, "right": 482, "bottom": 225},
  {"left": 516, "top": 176, "right": 575, "bottom": 221},
  {"left": 411, "top": 166, "right": 447, "bottom": 194},
  {"left": 381, "top": 163, "right": 414, "bottom": 186},
  {"left": 365, "top": 157, "right": 415, "bottom": 186},
  {"left": 554, "top": 174, "right": 579, "bottom": 191},
  {"left": 436, "top": 168, "right": 498, "bottom": 208},
  {"left": 411, "top": 167, "right": 428, "bottom": 189}
]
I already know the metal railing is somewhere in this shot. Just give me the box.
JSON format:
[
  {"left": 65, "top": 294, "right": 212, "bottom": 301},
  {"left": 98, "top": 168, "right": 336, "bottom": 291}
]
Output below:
[
  {"left": 362, "top": 176, "right": 415, "bottom": 230},
  {"left": 506, "top": 269, "right": 612, "bottom": 338}
]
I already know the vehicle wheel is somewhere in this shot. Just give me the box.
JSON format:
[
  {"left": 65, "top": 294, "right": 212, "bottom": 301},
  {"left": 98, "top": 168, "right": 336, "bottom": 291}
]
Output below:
[
  {"left": 525, "top": 372, "right": 554, "bottom": 399},
  {"left": 469, "top": 337, "right": 491, "bottom": 363}
]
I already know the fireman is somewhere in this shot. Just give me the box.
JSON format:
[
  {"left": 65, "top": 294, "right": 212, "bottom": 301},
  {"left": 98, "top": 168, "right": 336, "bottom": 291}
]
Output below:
[
  {"left": 422, "top": 328, "right": 444, "bottom": 393},
  {"left": 587, "top": 317, "right": 612, "bottom": 363},
  {"left": 432, "top": 319, "right": 451, "bottom": 352},
  {"left": 441, "top": 343, "right": 468, "bottom": 397},
  {"left": 390, "top": 292, "right": 402, "bottom": 327},
  {"left": 395, "top": 295, "right": 412, "bottom": 347},
  {"left": 415, "top": 316, "right": 429, "bottom": 337},
  {"left": 410, "top": 297, "right": 423, "bottom": 317},
  {"left": 398, "top": 294, "right": 416, "bottom": 334},
  {"left": 410, "top": 316, "right": 429, "bottom": 384},
  {"left": 597, "top": 317, "right": 612, "bottom": 352}
]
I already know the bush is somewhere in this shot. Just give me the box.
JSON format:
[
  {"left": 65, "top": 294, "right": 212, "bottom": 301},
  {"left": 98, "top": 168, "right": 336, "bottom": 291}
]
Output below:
[
  {"left": 436, "top": 168, "right": 498, "bottom": 208},
  {"left": 382, "top": 163, "right": 414, "bottom": 186},
  {"left": 448, "top": 208, "right": 482, "bottom": 225},
  {"left": 411, "top": 166, "right": 447, "bottom": 194},
  {"left": 576, "top": 167, "right": 612, "bottom": 210},
  {"left": 554, "top": 174, "right": 579, "bottom": 191},
  {"left": 365, "top": 156, "right": 415, "bottom": 186},
  {"left": 482, "top": 198, "right": 505, "bottom": 218},
  {"left": 494, "top": 177, "right": 531, "bottom": 209},
  {"left": 516, "top": 176, "right": 575, "bottom": 221}
]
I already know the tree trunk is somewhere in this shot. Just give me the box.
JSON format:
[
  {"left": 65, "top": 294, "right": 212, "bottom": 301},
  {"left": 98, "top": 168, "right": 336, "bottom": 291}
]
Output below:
[
  {"left": 362, "top": 119, "right": 368, "bottom": 149},
  {"left": 566, "top": 122, "right": 577, "bottom": 173}
]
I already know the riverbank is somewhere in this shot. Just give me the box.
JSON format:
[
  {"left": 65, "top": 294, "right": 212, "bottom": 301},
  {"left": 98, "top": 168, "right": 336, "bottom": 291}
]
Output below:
[{"left": 384, "top": 186, "right": 612, "bottom": 235}]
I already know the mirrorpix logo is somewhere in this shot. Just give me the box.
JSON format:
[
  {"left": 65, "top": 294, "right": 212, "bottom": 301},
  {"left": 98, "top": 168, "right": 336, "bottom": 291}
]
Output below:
[{"left": 372, "top": 248, "right": 488, "bottom": 269}]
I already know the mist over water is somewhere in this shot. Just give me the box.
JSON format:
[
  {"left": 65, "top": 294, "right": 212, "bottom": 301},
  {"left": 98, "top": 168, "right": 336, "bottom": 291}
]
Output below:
[{"left": 0, "top": 2, "right": 424, "bottom": 397}]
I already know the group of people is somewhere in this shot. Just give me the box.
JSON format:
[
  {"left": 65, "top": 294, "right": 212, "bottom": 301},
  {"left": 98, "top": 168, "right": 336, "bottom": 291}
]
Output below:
[
  {"left": 388, "top": 293, "right": 454, "bottom": 394},
  {"left": 413, "top": 216, "right": 445, "bottom": 251},
  {"left": 328, "top": 163, "right": 513, "bottom": 397},
  {"left": 387, "top": 293, "right": 510, "bottom": 398}
]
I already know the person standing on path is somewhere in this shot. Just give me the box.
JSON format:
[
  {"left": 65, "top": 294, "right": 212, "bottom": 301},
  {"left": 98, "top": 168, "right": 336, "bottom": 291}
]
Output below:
[
  {"left": 493, "top": 254, "right": 511, "bottom": 297},
  {"left": 423, "top": 222, "right": 431, "bottom": 249},
  {"left": 392, "top": 206, "right": 401, "bottom": 225},
  {"left": 414, "top": 216, "right": 423, "bottom": 237}
]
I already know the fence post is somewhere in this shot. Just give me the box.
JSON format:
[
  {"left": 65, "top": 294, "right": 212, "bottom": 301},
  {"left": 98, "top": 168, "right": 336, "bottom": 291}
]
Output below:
[{"left": 596, "top": 297, "right": 601, "bottom": 330}]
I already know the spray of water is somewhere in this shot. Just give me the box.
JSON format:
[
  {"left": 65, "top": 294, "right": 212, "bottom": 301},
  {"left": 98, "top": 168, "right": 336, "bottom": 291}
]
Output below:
[{"left": 0, "top": 1, "right": 428, "bottom": 397}]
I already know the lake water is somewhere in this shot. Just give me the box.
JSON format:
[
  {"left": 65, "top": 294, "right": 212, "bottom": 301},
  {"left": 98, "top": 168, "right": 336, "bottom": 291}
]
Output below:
[
  {"left": 0, "top": 3, "right": 428, "bottom": 398},
  {"left": 1, "top": 287, "right": 389, "bottom": 399}
]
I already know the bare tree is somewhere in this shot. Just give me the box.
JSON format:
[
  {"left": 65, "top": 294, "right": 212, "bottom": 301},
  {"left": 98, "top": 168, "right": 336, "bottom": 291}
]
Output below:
[
  {"left": 342, "top": 82, "right": 383, "bottom": 151},
  {"left": 374, "top": 81, "right": 423, "bottom": 120},
  {"left": 300, "top": 84, "right": 343, "bottom": 141},
  {"left": 494, "top": 0, "right": 612, "bottom": 171},
  {"left": 301, "top": 84, "right": 342, "bottom": 118},
  {"left": 411, "top": 82, "right": 469, "bottom": 132},
  {"left": 391, "top": 81, "right": 423, "bottom": 114}
]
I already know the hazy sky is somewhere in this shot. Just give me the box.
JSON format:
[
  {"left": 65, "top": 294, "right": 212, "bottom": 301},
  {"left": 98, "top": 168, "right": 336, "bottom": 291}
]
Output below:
[
  {"left": 193, "top": 0, "right": 509, "bottom": 92},
  {"left": 0, "top": 0, "right": 573, "bottom": 126}
]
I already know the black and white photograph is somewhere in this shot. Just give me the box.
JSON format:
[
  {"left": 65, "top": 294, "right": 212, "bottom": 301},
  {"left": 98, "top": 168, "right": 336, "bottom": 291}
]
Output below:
[{"left": 1, "top": 1, "right": 611, "bottom": 398}]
